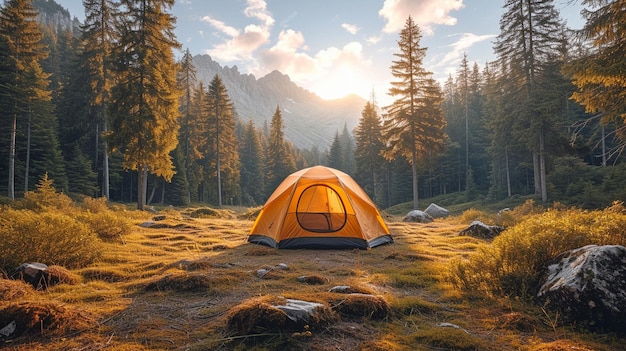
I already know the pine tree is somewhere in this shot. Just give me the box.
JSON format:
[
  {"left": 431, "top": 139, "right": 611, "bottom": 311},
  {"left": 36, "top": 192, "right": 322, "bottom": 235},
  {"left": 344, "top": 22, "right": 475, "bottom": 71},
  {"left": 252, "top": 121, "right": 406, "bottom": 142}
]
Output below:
[
  {"left": 108, "top": 0, "right": 181, "bottom": 210},
  {"left": 565, "top": 0, "right": 626, "bottom": 143},
  {"left": 81, "top": 0, "right": 120, "bottom": 200},
  {"left": 265, "top": 105, "right": 296, "bottom": 196},
  {"left": 203, "top": 75, "right": 239, "bottom": 207},
  {"left": 339, "top": 123, "right": 356, "bottom": 175},
  {"left": 239, "top": 119, "right": 264, "bottom": 205},
  {"left": 166, "top": 144, "right": 189, "bottom": 206},
  {"left": 494, "top": 0, "right": 567, "bottom": 202},
  {"left": 383, "top": 16, "right": 446, "bottom": 210},
  {"left": 327, "top": 131, "right": 342, "bottom": 169},
  {"left": 64, "top": 143, "right": 98, "bottom": 196},
  {"left": 187, "top": 82, "right": 207, "bottom": 201},
  {"left": 354, "top": 101, "right": 385, "bottom": 203},
  {"left": 0, "top": 0, "right": 66, "bottom": 198},
  {"left": 176, "top": 48, "right": 197, "bottom": 203}
]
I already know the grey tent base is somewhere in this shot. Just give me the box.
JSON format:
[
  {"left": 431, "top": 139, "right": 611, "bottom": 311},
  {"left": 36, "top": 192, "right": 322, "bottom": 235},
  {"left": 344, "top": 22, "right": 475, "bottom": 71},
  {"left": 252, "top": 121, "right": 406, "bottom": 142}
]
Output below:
[{"left": 247, "top": 234, "right": 393, "bottom": 250}]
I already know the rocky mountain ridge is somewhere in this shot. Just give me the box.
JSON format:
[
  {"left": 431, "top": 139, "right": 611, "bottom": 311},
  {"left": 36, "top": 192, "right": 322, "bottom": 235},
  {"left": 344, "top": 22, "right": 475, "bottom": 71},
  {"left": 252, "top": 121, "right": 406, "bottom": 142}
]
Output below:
[{"left": 192, "top": 54, "right": 366, "bottom": 150}]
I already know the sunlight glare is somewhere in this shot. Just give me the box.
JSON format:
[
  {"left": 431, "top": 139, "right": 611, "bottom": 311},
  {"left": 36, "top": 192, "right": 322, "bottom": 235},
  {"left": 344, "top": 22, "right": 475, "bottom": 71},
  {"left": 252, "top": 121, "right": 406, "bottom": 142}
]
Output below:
[{"left": 312, "top": 64, "right": 365, "bottom": 101}]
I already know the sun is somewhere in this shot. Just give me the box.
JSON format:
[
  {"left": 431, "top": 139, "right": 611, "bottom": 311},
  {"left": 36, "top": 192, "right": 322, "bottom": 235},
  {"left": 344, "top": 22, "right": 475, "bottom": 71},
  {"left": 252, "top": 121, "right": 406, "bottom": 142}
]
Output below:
[{"left": 312, "top": 64, "right": 366, "bottom": 100}]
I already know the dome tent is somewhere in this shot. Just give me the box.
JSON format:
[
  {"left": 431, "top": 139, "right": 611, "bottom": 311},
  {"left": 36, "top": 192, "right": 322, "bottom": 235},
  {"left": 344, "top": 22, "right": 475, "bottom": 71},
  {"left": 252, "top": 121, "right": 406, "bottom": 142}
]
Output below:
[{"left": 248, "top": 166, "right": 393, "bottom": 249}]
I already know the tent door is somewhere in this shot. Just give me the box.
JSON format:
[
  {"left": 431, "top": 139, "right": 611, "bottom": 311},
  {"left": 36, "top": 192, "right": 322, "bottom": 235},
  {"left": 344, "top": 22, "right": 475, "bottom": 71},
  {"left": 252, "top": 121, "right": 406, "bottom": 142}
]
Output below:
[{"left": 296, "top": 184, "right": 346, "bottom": 232}]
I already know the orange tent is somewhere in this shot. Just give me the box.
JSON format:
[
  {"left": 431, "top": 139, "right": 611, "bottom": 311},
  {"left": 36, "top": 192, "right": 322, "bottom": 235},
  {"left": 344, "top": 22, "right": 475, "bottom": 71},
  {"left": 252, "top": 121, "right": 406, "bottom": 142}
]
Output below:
[{"left": 248, "top": 166, "right": 393, "bottom": 249}]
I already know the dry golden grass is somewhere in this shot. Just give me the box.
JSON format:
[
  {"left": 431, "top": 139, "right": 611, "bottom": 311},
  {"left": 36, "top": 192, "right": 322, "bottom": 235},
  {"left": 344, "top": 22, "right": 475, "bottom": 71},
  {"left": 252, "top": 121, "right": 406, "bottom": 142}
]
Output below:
[{"left": 1, "top": 210, "right": 622, "bottom": 351}]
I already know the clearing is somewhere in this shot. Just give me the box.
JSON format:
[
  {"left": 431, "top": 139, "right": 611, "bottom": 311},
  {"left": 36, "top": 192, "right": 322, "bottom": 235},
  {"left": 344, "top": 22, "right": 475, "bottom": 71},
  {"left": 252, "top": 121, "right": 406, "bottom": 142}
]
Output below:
[{"left": 1, "top": 209, "right": 622, "bottom": 350}]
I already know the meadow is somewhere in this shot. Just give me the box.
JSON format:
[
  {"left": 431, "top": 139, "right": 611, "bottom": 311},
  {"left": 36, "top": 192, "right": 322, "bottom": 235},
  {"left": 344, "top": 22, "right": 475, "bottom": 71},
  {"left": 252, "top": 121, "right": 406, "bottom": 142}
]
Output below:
[{"left": 1, "top": 182, "right": 625, "bottom": 350}]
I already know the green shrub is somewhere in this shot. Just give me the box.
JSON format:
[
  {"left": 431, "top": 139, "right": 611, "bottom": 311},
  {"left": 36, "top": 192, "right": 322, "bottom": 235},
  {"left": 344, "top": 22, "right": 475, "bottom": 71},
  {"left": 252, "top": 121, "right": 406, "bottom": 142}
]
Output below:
[
  {"left": 447, "top": 203, "right": 626, "bottom": 299},
  {"left": 0, "top": 208, "right": 102, "bottom": 271}
]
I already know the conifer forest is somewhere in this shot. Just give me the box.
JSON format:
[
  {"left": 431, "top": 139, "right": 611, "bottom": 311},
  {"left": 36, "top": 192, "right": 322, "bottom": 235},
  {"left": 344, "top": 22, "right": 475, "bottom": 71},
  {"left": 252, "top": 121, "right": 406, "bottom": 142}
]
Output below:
[{"left": 1, "top": 0, "right": 625, "bottom": 210}]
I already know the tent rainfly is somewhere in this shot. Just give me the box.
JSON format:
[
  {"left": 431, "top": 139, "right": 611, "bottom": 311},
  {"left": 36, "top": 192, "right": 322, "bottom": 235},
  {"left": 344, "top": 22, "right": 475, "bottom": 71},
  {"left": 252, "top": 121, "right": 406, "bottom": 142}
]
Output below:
[{"left": 248, "top": 166, "right": 393, "bottom": 249}]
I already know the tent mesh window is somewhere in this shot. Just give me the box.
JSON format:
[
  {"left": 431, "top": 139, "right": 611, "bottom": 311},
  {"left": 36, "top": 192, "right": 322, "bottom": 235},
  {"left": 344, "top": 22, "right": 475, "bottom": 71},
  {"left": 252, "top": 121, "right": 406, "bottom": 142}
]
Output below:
[{"left": 296, "top": 185, "right": 347, "bottom": 233}]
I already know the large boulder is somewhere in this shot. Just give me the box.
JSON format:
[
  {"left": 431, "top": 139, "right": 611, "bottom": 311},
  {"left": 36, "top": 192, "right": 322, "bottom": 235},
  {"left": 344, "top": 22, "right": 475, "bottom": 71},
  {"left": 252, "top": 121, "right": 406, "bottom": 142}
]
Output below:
[
  {"left": 403, "top": 210, "right": 433, "bottom": 223},
  {"left": 458, "top": 221, "right": 504, "bottom": 239},
  {"left": 537, "top": 245, "right": 626, "bottom": 331},
  {"left": 424, "top": 203, "right": 449, "bottom": 218}
]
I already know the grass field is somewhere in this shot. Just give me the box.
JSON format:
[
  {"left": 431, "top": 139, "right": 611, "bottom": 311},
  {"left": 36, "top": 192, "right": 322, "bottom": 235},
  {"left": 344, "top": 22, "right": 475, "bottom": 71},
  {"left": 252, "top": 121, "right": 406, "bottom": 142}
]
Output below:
[{"left": 1, "top": 207, "right": 623, "bottom": 351}]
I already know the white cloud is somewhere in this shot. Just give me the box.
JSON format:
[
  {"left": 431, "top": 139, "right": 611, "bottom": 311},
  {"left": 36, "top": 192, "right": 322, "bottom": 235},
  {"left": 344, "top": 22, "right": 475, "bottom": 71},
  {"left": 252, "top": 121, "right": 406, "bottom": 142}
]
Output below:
[
  {"left": 366, "top": 35, "right": 382, "bottom": 44},
  {"left": 244, "top": 0, "right": 274, "bottom": 27},
  {"left": 201, "top": 16, "right": 240, "bottom": 38},
  {"left": 256, "top": 29, "right": 317, "bottom": 81},
  {"left": 436, "top": 32, "right": 495, "bottom": 69},
  {"left": 202, "top": 0, "right": 274, "bottom": 62},
  {"left": 341, "top": 23, "right": 359, "bottom": 35},
  {"left": 379, "top": 0, "right": 464, "bottom": 34}
]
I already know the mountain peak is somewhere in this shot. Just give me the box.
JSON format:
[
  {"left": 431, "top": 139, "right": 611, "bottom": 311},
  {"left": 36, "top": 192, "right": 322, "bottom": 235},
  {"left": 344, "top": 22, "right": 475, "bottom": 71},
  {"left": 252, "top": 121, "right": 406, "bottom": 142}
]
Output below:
[{"left": 192, "top": 55, "right": 365, "bottom": 150}]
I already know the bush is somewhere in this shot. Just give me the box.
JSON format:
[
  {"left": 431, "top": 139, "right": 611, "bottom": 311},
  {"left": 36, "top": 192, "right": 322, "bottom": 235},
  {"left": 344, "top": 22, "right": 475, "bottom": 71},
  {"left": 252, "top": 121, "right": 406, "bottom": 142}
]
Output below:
[
  {"left": 82, "top": 196, "right": 109, "bottom": 213},
  {"left": 19, "top": 173, "right": 73, "bottom": 212},
  {"left": 0, "top": 208, "right": 102, "bottom": 271},
  {"left": 78, "top": 211, "right": 131, "bottom": 240},
  {"left": 459, "top": 208, "right": 491, "bottom": 224},
  {"left": 447, "top": 203, "right": 626, "bottom": 299}
]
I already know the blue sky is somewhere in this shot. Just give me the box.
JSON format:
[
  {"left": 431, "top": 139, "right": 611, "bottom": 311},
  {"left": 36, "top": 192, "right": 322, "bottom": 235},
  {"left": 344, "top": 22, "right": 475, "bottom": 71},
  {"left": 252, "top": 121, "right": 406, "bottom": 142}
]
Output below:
[{"left": 57, "top": 0, "right": 586, "bottom": 106}]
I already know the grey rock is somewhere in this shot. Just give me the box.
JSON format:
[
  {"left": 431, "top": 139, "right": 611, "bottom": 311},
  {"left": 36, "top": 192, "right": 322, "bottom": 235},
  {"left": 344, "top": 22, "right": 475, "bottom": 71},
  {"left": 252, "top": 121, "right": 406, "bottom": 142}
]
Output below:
[
  {"left": 538, "top": 245, "right": 626, "bottom": 331},
  {"left": 402, "top": 210, "right": 433, "bottom": 223}
]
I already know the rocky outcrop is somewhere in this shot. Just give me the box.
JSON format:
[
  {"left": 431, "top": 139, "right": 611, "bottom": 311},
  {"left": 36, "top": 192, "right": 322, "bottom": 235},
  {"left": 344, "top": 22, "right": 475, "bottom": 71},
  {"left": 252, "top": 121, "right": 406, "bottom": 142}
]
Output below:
[{"left": 538, "top": 245, "right": 626, "bottom": 331}]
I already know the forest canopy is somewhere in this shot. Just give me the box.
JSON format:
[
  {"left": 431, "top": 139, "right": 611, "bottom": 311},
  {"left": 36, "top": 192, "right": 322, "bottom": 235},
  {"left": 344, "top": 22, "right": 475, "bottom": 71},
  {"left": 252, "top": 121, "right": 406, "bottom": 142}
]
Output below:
[{"left": 0, "top": 0, "right": 624, "bottom": 210}]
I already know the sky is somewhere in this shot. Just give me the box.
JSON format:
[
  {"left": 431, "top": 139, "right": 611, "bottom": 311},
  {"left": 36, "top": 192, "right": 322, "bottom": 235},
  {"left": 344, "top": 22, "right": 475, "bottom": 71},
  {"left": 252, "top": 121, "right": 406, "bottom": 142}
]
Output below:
[{"left": 55, "top": 0, "right": 586, "bottom": 107}]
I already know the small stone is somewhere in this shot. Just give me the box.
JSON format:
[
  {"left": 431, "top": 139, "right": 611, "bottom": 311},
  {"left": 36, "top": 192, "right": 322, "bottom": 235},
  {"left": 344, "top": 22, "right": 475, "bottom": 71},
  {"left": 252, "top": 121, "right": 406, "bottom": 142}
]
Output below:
[{"left": 329, "top": 285, "right": 352, "bottom": 293}]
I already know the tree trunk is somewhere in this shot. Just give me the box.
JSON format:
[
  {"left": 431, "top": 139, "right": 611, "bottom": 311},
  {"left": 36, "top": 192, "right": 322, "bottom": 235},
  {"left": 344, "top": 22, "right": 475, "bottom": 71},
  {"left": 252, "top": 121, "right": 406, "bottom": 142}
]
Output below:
[
  {"left": 539, "top": 130, "right": 547, "bottom": 203},
  {"left": 103, "top": 116, "right": 110, "bottom": 200},
  {"left": 24, "top": 110, "right": 31, "bottom": 193},
  {"left": 137, "top": 165, "right": 148, "bottom": 210},
  {"left": 217, "top": 153, "right": 222, "bottom": 207},
  {"left": 8, "top": 112, "right": 16, "bottom": 200},
  {"left": 147, "top": 177, "right": 158, "bottom": 205},
  {"left": 505, "top": 149, "right": 512, "bottom": 198},
  {"left": 412, "top": 148, "right": 419, "bottom": 210},
  {"left": 533, "top": 151, "right": 541, "bottom": 195}
]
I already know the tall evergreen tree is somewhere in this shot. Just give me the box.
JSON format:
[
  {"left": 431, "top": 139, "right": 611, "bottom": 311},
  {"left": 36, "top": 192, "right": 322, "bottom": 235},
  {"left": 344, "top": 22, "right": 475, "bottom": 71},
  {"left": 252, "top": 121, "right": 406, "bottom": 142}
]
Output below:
[
  {"left": 239, "top": 119, "right": 264, "bottom": 205},
  {"left": 565, "top": 0, "right": 626, "bottom": 145},
  {"left": 354, "top": 101, "right": 385, "bottom": 203},
  {"left": 80, "top": 0, "right": 120, "bottom": 199},
  {"left": 203, "top": 74, "right": 239, "bottom": 207},
  {"left": 339, "top": 123, "right": 356, "bottom": 175},
  {"left": 0, "top": 0, "right": 66, "bottom": 199},
  {"left": 326, "top": 131, "right": 342, "bottom": 169},
  {"left": 383, "top": 16, "right": 446, "bottom": 210},
  {"left": 265, "top": 105, "right": 296, "bottom": 197},
  {"left": 176, "top": 48, "right": 197, "bottom": 203},
  {"left": 494, "top": 0, "right": 567, "bottom": 202},
  {"left": 187, "top": 81, "right": 207, "bottom": 201},
  {"left": 108, "top": 0, "right": 180, "bottom": 210}
]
